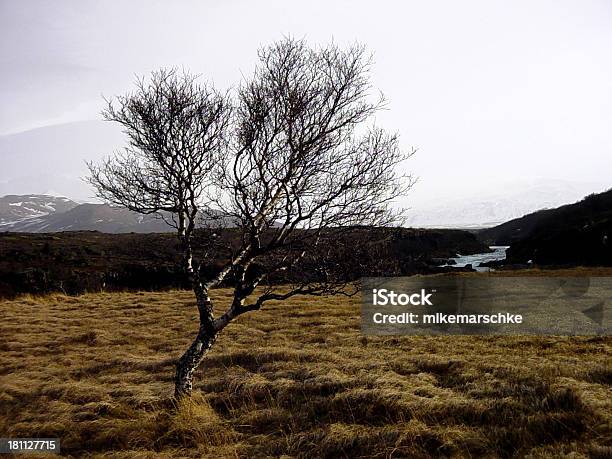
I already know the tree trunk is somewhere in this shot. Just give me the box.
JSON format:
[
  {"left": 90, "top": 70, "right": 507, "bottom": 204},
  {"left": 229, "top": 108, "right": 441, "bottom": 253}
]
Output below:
[
  {"left": 174, "top": 325, "right": 217, "bottom": 397},
  {"left": 174, "top": 271, "right": 218, "bottom": 398},
  {"left": 173, "top": 216, "right": 221, "bottom": 398}
]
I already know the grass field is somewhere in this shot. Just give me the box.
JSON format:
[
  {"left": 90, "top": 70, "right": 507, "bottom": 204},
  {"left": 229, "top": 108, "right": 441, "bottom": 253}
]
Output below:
[{"left": 0, "top": 285, "right": 610, "bottom": 458}]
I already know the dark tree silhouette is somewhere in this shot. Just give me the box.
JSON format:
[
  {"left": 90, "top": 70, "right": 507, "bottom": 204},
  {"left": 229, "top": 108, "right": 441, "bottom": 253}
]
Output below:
[{"left": 88, "top": 39, "right": 414, "bottom": 397}]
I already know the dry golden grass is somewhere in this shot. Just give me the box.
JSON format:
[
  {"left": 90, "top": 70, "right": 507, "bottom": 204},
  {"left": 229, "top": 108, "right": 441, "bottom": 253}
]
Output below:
[{"left": 0, "top": 286, "right": 610, "bottom": 458}]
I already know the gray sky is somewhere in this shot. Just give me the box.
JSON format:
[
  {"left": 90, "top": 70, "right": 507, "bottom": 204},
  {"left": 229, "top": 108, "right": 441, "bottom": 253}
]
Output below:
[{"left": 1, "top": 0, "right": 611, "bottom": 212}]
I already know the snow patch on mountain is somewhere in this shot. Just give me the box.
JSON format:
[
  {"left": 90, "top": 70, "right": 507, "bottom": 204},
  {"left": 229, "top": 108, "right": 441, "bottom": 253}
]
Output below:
[{"left": 0, "top": 195, "right": 79, "bottom": 226}]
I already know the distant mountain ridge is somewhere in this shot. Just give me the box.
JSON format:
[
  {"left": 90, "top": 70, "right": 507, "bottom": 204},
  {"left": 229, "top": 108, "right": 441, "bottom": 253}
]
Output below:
[
  {"left": 0, "top": 202, "right": 174, "bottom": 233},
  {"left": 1, "top": 122, "right": 607, "bottom": 228},
  {"left": 0, "top": 194, "right": 235, "bottom": 233}
]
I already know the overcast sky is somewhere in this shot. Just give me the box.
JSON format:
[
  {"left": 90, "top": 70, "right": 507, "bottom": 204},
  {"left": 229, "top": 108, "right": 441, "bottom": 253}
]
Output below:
[{"left": 1, "top": 0, "right": 611, "bottom": 207}]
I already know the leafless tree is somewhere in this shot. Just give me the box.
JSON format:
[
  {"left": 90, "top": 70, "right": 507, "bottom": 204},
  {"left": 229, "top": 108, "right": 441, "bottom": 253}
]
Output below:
[{"left": 88, "top": 39, "right": 414, "bottom": 398}]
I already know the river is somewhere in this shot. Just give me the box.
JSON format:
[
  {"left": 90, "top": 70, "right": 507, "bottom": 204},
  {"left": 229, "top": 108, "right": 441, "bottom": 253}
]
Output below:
[{"left": 441, "top": 245, "right": 509, "bottom": 272}]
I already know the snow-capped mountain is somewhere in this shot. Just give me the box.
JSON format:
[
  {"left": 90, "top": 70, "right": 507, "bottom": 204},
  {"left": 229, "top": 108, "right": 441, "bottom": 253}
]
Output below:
[
  {"left": 0, "top": 194, "right": 79, "bottom": 226},
  {"left": 0, "top": 201, "right": 174, "bottom": 233}
]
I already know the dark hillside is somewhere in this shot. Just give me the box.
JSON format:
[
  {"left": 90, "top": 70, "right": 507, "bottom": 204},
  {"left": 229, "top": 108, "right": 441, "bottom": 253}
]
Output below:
[
  {"left": 478, "top": 188, "right": 612, "bottom": 266},
  {"left": 0, "top": 227, "right": 488, "bottom": 297}
]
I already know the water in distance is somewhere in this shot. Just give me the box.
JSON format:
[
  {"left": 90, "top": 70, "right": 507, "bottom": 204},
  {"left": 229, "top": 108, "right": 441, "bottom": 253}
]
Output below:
[{"left": 441, "top": 246, "right": 509, "bottom": 272}]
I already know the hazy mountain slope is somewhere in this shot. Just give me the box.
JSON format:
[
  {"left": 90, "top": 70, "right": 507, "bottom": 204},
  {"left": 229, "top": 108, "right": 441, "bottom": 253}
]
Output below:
[
  {"left": 0, "top": 194, "right": 78, "bottom": 225},
  {"left": 479, "top": 188, "right": 612, "bottom": 266},
  {"left": 0, "top": 121, "right": 124, "bottom": 200},
  {"left": 407, "top": 179, "right": 608, "bottom": 228}
]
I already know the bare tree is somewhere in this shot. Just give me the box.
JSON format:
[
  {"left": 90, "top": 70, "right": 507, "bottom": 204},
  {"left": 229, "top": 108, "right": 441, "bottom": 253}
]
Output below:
[
  {"left": 88, "top": 39, "right": 414, "bottom": 398},
  {"left": 87, "top": 69, "right": 231, "bottom": 394}
]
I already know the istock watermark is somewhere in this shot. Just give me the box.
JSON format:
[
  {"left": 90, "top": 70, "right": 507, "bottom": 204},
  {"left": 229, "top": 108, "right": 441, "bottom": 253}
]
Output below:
[
  {"left": 361, "top": 277, "right": 611, "bottom": 335},
  {"left": 372, "top": 288, "right": 434, "bottom": 306}
]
